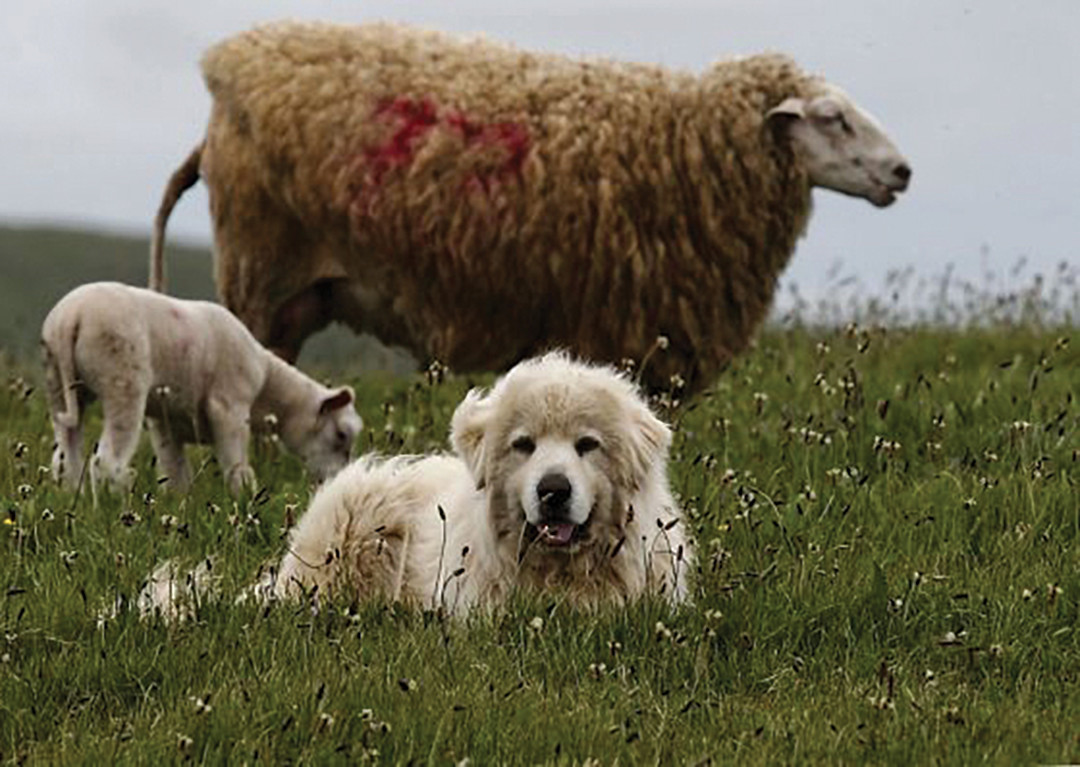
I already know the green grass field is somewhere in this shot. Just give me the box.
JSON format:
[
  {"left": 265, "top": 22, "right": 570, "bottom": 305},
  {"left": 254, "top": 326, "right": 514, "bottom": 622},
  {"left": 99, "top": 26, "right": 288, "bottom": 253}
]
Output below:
[{"left": 0, "top": 226, "right": 1077, "bottom": 764}]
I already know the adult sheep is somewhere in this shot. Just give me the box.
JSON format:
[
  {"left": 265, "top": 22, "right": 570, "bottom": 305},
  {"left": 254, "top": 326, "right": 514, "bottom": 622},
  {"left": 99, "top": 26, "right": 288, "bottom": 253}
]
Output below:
[{"left": 151, "top": 21, "right": 910, "bottom": 393}]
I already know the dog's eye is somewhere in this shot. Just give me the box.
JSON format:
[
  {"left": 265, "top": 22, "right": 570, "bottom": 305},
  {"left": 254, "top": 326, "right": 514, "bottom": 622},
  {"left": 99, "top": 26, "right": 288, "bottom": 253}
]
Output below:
[
  {"left": 575, "top": 436, "right": 600, "bottom": 456},
  {"left": 511, "top": 436, "right": 536, "bottom": 455}
]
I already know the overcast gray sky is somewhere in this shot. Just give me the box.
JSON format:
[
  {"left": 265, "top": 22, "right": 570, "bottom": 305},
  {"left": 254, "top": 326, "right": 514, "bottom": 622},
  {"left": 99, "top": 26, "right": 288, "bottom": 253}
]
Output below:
[{"left": 2, "top": 0, "right": 1077, "bottom": 306}]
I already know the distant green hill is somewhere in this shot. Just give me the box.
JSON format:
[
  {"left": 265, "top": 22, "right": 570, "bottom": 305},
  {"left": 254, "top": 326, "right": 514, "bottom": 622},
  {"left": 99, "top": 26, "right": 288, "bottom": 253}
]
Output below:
[{"left": 0, "top": 223, "right": 413, "bottom": 374}]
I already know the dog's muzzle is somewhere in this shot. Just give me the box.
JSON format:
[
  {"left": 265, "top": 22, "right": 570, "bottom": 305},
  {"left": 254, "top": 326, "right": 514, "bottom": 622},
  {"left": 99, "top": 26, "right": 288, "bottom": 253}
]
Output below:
[{"left": 535, "top": 472, "right": 577, "bottom": 546}]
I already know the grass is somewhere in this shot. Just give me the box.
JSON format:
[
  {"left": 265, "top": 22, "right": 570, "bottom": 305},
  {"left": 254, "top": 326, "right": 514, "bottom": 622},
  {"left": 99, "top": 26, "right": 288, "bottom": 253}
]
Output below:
[{"left": 0, "top": 316, "right": 1076, "bottom": 764}]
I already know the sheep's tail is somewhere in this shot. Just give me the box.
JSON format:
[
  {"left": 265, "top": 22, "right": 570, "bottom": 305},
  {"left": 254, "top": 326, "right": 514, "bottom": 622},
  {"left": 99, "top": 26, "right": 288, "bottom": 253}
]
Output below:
[
  {"left": 150, "top": 143, "right": 203, "bottom": 293},
  {"left": 43, "top": 319, "right": 81, "bottom": 430}
]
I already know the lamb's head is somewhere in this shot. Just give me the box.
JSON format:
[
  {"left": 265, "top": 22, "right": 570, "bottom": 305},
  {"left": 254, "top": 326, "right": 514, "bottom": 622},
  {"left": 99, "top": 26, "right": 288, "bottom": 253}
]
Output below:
[
  {"left": 281, "top": 386, "right": 362, "bottom": 482},
  {"left": 768, "top": 83, "right": 911, "bottom": 207}
]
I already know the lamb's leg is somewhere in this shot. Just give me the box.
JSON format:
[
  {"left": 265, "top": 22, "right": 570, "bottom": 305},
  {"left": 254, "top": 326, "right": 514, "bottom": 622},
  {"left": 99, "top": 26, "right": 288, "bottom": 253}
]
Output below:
[
  {"left": 50, "top": 417, "right": 84, "bottom": 490},
  {"left": 147, "top": 419, "right": 192, "bottom": 492},
  {"left": 206, "top": 398, "right": 256, "bottom": 495},
  {"left": 43, "top": 348, "right": 85, "bottom": 488},
  {"left": 92, "top": 391, "right": 148, "bottom": 494}
]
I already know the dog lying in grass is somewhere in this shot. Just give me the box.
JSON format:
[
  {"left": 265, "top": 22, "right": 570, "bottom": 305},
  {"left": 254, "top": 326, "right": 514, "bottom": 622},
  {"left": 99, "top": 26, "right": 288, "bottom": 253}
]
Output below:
[
  {"left": 138, "top": 353, "right": 691, "bottom": 620},
  {"left": 42, "top": 281, "right": 361, "bottom": 495}
]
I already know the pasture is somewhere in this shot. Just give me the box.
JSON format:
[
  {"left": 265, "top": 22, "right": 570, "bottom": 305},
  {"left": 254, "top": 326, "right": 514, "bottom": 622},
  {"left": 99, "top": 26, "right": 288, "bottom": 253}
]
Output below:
[{"left": 0, "top": 228, "right": 1077, "bottom": 764}]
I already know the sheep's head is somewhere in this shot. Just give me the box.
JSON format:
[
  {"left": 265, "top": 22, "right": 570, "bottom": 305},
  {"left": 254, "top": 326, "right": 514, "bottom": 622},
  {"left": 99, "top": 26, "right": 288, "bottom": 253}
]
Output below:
[{"left": 768, "top": 84, "right": 910, "bottom": 207}]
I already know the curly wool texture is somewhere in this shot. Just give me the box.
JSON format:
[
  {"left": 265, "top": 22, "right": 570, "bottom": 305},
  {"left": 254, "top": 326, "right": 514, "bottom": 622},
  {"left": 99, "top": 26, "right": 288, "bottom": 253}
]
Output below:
[{"left": 200, "top": 21, "right": 818, "bottom": 391}]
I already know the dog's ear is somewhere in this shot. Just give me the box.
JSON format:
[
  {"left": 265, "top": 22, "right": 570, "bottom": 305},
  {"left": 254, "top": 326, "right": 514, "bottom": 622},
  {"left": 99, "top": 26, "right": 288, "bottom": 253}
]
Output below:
[
  {"left": 450, "top": 388, "right": 492, "bottom": 489},
  {"left": 618, "top": 399, "right": 672, "bottom": 491}
]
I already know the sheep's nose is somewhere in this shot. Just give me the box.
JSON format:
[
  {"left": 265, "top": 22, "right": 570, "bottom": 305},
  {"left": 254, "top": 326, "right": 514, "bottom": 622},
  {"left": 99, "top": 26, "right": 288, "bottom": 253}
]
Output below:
[
  {"left": 537, "top": 472, "right": 572, "bottom": 512},
  {"left": 893, "top": 162, "right": 912, "bottom": 186}
]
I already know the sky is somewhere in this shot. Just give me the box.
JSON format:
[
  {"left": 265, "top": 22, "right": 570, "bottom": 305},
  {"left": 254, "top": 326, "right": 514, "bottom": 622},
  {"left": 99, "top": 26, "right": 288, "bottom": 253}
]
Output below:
[{"left": 2, "top": 0, "right": 1077, "bottom": 310}]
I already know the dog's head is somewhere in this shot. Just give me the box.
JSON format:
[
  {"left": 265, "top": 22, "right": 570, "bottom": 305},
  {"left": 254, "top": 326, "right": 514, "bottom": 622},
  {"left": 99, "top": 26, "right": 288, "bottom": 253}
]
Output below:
[{"left": 450, "top": 353, "right": 670, "bottom": 552}]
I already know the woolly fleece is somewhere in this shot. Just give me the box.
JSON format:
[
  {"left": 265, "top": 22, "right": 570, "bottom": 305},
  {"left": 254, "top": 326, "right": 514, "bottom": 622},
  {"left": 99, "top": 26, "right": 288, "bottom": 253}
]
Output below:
[{"left": 195, "top": 21, "right": 820, "bottom": 391}]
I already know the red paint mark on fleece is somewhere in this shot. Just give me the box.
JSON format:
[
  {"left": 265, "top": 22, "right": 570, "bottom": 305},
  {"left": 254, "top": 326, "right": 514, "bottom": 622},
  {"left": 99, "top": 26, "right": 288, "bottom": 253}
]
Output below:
[
  {"left": 364, "top": 97, "right": 440, "bottom": 186},
  {"left": 352, "top": 97, "right": 531, "bottom": 214},
  {"left": 445, "top": 111, "right": 531, "bottom": 194}
]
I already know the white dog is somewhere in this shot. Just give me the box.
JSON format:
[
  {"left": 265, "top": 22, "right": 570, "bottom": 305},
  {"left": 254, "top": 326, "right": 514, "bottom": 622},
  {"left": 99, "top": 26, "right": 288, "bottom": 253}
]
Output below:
[
  {"left": 42, "top": 282, "right": 362, "bottom": 495},
  {"left": 250, "top": 352, "right": 692, "bottom": 613}
]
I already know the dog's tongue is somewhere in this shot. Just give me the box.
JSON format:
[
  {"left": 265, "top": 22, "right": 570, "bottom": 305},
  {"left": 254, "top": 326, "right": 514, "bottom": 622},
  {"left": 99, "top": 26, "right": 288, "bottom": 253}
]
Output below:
[{"left": 540, "top": 523, "right": 575, "bottom": 546}]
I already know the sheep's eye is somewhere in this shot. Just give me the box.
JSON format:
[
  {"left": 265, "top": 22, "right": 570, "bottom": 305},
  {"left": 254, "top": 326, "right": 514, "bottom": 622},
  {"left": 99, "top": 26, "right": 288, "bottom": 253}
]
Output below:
[
  {"left": 575, "top": 435, "right": 601, "bottom": 456},
  {"left": 814, "top": 103, "right": 849, "bottom": 131},
  {"left": 512, "top": 436, "right": 536, "bottom": 455},
  {"left": 821, "top": 108, "right": 853, "bottom": 134}
]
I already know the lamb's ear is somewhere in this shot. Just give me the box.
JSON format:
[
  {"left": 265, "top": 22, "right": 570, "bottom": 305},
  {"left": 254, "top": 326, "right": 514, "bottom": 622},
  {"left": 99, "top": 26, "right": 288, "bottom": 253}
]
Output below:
[
  {"left": 319, "top": 387, "right": 355, "bottom": 415},
  {"left": 620, "top": 401, "right": 672, "bottom": 491},
  {"left": 766, "top": 97, "right": 806, "bottom": 134},
  {"left": 450, "top": 388, "right": 492, "bottom": 489}
]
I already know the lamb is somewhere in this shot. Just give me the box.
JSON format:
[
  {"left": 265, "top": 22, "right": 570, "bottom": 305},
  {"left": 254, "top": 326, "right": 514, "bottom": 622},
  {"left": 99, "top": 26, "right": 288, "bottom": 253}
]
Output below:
[
  {"left": 42, "top": 282, "right": 362, "bottom": 495},
  {"left": 150, "top": 21, "right": 911, "bottom": 393}
]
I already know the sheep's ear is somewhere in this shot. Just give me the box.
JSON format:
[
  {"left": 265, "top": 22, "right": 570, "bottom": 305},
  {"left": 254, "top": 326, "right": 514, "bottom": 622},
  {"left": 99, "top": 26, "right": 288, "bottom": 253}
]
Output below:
[
  {"left": 450, "top": 388, "right": 492, "bottom": 489},
  {"left": 766, "top": 97, "right": 805, "bottom": 133},
  {"left": 319, "top": 387, "right": 355, "bottom": 415}
]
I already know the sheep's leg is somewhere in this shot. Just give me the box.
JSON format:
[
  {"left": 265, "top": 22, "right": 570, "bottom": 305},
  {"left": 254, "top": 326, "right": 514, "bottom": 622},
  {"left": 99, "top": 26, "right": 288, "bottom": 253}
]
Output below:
[
  {"left": 265, "top": 280, "right": 336, "bottom": 363},
  {"left": 330, "top": 279, "right": 415, "bottom": 349},
  {"left": 43, "top": 348, "right": 85, "bottom": 488},
  {"left": 50, "top": 417, "right": 84, "bottom": 490},
  {"left": 206, "top": 399, "right": 255, "bottom": 495},
  {"left": 92, "top": 391, "right": 148, "bottom": 494},
  {"left": 263, "top": 278, "right": 416, "bottom": 365},
  {"left": 147, "top": 419, "right": 192, "bottom": 492},
  {"left": 208, "top": 172, "right": 318, "bottom": 363}
]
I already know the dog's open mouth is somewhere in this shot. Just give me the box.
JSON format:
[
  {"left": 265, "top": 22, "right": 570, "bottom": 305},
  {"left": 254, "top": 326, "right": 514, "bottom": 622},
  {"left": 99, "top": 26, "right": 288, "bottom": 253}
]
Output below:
[
  {"left": 524, "top": 520, "right": 587, "bottom": 548},
  {"left": 536, "top": 522, "right": 578, "bottom": 547}
]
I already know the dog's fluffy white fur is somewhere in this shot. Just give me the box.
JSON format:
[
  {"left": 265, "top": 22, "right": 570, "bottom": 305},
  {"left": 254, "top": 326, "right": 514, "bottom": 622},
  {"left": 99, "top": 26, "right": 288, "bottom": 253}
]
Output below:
[
  {"left": 137, "top": 353, "right": 692, "bottom": 619},
  {"left": 266, "top": 352, "right": 691, "bottom": 612}
]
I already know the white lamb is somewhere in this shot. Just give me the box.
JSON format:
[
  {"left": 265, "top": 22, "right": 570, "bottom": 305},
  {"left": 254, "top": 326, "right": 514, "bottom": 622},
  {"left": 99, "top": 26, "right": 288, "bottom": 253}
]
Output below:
[{"left": 41, "top": 282, "right": 362, "bottom": 495}]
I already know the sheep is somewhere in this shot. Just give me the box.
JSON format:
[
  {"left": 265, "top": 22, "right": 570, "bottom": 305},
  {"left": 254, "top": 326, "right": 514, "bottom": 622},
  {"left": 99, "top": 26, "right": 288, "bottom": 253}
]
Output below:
[
  {"left": 150, "top": 21, "right": 911, "bottom": 393},
  {"left": 42, "top": 282, "right": 362, "bottom": 495}
]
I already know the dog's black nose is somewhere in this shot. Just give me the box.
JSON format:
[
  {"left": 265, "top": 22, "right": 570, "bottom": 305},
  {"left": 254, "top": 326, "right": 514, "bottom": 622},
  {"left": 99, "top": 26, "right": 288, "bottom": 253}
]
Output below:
[{"left": 537, "top": 472, "right": 572, "bottom": 511}]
